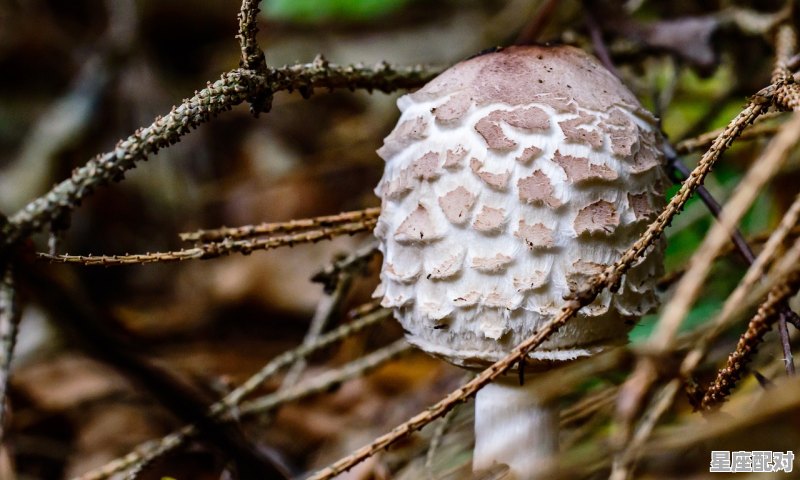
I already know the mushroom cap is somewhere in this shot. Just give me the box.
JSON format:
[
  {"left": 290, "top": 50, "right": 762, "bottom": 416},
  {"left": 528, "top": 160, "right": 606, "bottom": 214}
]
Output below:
[{"left": 374, "top": 45, "right": 668, "bottom": 369}]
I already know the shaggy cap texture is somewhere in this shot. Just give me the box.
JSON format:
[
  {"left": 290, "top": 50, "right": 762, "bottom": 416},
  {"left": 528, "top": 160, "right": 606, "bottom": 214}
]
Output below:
[{"left": 374, "top": 45, "right": 667, "bottom": 369}]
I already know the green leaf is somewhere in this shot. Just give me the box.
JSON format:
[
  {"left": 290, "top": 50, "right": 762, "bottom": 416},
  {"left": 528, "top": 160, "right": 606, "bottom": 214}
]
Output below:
[{"left": 262, "top": 0, "right": 409, "bottom": 23}]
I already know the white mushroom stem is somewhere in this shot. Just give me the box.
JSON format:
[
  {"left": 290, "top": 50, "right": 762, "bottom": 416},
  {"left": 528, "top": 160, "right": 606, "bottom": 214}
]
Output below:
[{"left": 473, "top": 377, "right": 558, "bottom": 480}]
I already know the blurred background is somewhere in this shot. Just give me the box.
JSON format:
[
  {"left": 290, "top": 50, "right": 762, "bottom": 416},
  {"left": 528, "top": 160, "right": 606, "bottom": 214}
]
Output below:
[{"left": 0, "top": 0, "right": 798, "bottom": 478}]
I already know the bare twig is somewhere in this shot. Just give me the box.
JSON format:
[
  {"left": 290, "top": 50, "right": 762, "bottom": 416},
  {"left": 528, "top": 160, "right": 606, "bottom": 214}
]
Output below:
[
  {"left": 777, "top": 313, "right": 795, "bottom": 374},
  {"left": 609, "top": 95, "right": 783, "bottom": 480},
  {"left": 425, "top": 406, "right": 459, "bottom": 477},
  {"left": 96, "top": 340, "right": 409, "bottom": 479},
  {"left": 74, "top": 308, "right": 391, "bottom": 480},
  {"left": 675, "top": 121, "right": 781, "bottom": 154},
  {"left": 650, "top": 110, "right": 800, "bottom": 353},
  {"left": 613, "top": 214, "right": 800, "bottom": 479},
  {"left": 701, "top": 264, "right": 800, "bottom": 409},
  {"left": 125, "top": 339, "right": 411, "bottom": 480},
  {"left": 665, "top": 143, "right": 756, "bottom": 265},
  {"left": 680, "top": 193, "right": 800, "bottom": 377},
  {"left": 281, "top": 272, "right": 354, "bottom": 390},
  {"left": 123, "top": 248, "right": 361, "bottom": 475},
  {"left": 24, "top": 269, "right": 288, "bottom": 479},
  {"left": 514, "top": 0, "right": 560, "bottom": 44},
  {"left": 240, "top": 339, "right": 411, "bottom": 415},
  {"left": 609, "top": 22, "right": 800, "bottom": 478},
  {"left": 38, "top": 219, "right": 377, "bottom": 266},
  {"left": 1, "top": 62, "right": 437, "bottom": 250},
  {"left": 658, "top": 225, "right": 800, "bottom": 290},
  {"left": 610, "top": 379, "right": 681, "bottom": 480},
  {"left": 312, "top": 240, "right": 379, "bottom": 293},
  {"left": 0, "top": 265, "right": 20, "bottom": 445},
  {"left": 181, "top": 207, "right": 381, "bottom": 242},
  {"left": 559, "top": 386, "right": 618, "bottom": 429},
  {"left": 583, "top": 2, "right": 620, "bottom": 79}
]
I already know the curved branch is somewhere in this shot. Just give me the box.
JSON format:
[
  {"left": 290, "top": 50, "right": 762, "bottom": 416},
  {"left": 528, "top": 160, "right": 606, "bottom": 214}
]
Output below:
[{"left": 1, "top": 62, "right": 438, "bottom": 250}]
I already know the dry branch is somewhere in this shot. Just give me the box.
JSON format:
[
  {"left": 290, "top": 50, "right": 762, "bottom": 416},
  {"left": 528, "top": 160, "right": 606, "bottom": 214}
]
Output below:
[
  {"left": 237, "top": 0, "right": 265, "bottom": 71},
  {"left": 0, "top": 265, "right": 20, "bottom": 445},
  {"left": 75, "top": 308, "right": 391, "bottom": 480},
  {"left": 675, "top": 121, "right": 781, "bottom": 154},
  {"left": 701, "top": 237, "right": 800, "bottom": 409},
  {"left": 679, "top": 193, "right": 800, "bottom": 377},
  {"left": 650, "top": 110, "right": 800, "bottom": 353},
  {"left": 1, "top": 62, "right": 436, "bottom": 250},
  {"left": 239, "top": 339, "right": 411, "bottom": 415},
  {"left": 181, "top": 207, "right": 381, "bottom": 242},
  {"left": 38, "top": 219, "right": 377, "bottom": 266}
]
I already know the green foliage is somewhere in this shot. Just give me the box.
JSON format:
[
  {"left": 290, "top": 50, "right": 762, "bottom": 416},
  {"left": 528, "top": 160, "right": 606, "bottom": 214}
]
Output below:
[
  {"left": 261, "top": 0, "right": 409, "bottom": 23},
  {"left": 661, "top": 65, "right": 736, "bottom": 140}
]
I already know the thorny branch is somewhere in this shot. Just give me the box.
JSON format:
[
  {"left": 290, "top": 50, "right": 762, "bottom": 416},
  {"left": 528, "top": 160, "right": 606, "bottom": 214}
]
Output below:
[
  {"left": 610, "top": 176, "right": 800, "bottom": 480},
  {"left": 652, "top": 110, "right": 800, "bottom": 352},
  {"left": 0, "top": 62, "right": 437, "bottom": 250},
  {"left": 700, "top": 265, "right": 800, "bottom": 409},
  {"left": 38, "top": 218, "right": 377, "bottom": 266},
  {"left": 237, "top": 0, "right": 265, "bottom": 72},
  {"left": 236, "top": 0, "right": 268, "bottom": 115},
  {"left": 687, "top": 194, "right": 800, "bottom": 364},
  {"left": 181, "top": 207, "right": 381, "bottom": 242},
  {"left": 610, "top": 24, "right": 800, "bottom": 477}
]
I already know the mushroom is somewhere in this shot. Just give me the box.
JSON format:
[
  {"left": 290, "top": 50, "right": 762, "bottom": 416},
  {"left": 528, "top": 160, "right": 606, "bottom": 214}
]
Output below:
[{"left": 374, "top": 45, "right": 667, "bottom": 479}]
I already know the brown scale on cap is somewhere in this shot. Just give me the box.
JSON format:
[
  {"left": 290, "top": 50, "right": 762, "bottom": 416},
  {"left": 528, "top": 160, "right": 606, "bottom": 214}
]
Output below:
[
  {"left": 472, "top": 205, "right": 507, "bottom": 233},
  {"left": 574, "top": 200, "right": 621, "bottom": 236},
  {"left": 513, "top": 271, "right": 549, "bottom": 292},
  {"left": 394, "top": 204, "right": 440, "bottom": 243},
  {"left": 558, "top": 112, "right": 603, "bottom": 148},
  {"left": 411, "top": 151, "right": 441, "bottom": 180},
  {"left": 427, "top": 246, "right": 465, "bottom": 280},
  {"left": 432, "top": 91, "right": 472, "bottom": 123},
  {"left": 438, "top": 186, "right": 477, "bottom": 224},
  {"left": 628, "top": 191, "right": 658, "bottom": 221},
  {"left": 601, "top": 108, "right": 639, "bottom": 157},
  {"left": 552, "top": 150, "right": 618, "bottom": 183},
  {"left": 515, "top": 220, "right": 555, "bottom": 250},
  {"left": 471, "top": 253, "right": 514, "bottom": 273},
  {"left": 516, "top": 145, "right": 543, "bottom": 165},
  {"left": 471, "top": 158, "right": 511, "bottom": 190},
  {"left": 475, "top": 112, "right": 519, "bottom": 150},
  {"left": 444, "top": 146, "right": 468, "bottom": 169},
  {"left": 518, "top": 170, "right": 562, "bottom": 208}
]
